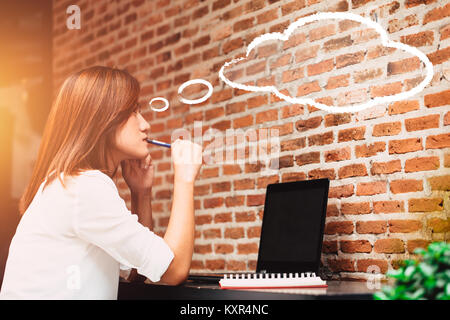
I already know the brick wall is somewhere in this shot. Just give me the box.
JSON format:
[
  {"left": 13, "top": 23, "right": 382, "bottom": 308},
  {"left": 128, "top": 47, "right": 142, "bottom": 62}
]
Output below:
[{"left": 52, "top": 0, "right": 449, "bottom": 280}]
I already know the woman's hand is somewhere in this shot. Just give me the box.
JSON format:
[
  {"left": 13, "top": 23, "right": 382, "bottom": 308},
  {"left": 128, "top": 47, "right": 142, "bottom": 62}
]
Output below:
[
  {"left": 121, "top": 153, "right": 154, "bottom": 194},
  {"left": 171, "top": 139, "right": 203, "bottom": 183}
]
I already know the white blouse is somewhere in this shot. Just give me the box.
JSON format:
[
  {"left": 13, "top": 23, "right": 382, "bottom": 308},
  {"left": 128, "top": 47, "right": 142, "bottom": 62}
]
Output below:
[{"left": 0, "top": 170, "right": 174, "bottom": 300}]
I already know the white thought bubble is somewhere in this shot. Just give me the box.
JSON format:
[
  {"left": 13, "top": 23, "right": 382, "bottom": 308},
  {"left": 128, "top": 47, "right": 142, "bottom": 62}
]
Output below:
[{"left": 219, "top": 12, "right": 434, "bottom": 114}]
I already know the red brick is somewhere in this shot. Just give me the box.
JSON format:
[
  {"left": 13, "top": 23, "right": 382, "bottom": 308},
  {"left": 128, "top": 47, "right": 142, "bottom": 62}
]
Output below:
[
  {"left": 203, "top": 228, "right": 221, "bottom": 239},
  {"left": 224, "top": 227, "right": 244, "bottom": 239},
  {"left": 357, "top": 259, "right": 389, "bottom": 274},
  {"left": 445, "top": 111, "right": 450, "bottom": 125},
  {"left": 296, "top": 81, "right": 321, "bottom": 97},
  {"left": 282, "top": 67, "right": 304, "bottom": 83},
  {"left": 247, "top": 226, "right": 261, "bottom": 239},
  {"left": 406, "top": 239, "right": 431, "bottom": 253},
  {"left": 409, "top": 198, "right": 444, "bottom": 212},
  {"left": 400, "top": 31, "right": 434, "bottom": 47},
  {"left": 246, "top": 194, "right": 265, "bottom": 206},
  {"left": 295, "top": 152, "right": 320, "bottom": 166},
  {"left": 281, "top": 137, "right": 306, "bottom": 151},
  {"left": 295, "top": 116, "right": 322, "bottom": 132},
  {"left": 327, "top": 259, "right": 355, "bottom": 272},
  {"left": 281, "top": 104, "right": 305, "bottom": 118},
  {"left": 354, "top": 68, "right": 383, "bottom": 83},
  {"left": 387, "top": 57, "right": 421, "bottom": 76},
  {"left": 323, "top": 35, "right": 352, "bottom": 52},
  {"left": 405, "top": 156, "right": 439, "bottom": 172},
  {"left": 356, "top": 221, "right": 387, "bottom": 234},
  {"left": 234, "top": 178, "right": 255, "bottom": 190},
  {"left": 390, "top": 179, "right": 423, "bottom": 194},
  {"left": 281, "top": 172, "right": 307, "bottom": 182},
  {"left": 195, "top": 243, "right": 212, "bottom": 254},
  {"left": 237, "top": 242, "right": 258, "bottom": 254},
  {"left": 204, "top": 197, "right": 224, "bottom": 209},
  {"left": 441, "top": 23, "right": 450, "bottom": 40},
  {"left": 256, "top": 109, "right": 277, "bottom": 124},
  {"left": 355, "top": 142, "right": 385, "bottom": 158},
  {"left": 340, "top": 240, "right": 372, "bottom": 253},
  {"left": 233, "top": 114, "right": 253, "bottom": 129},
  {"left": 329, "top": 184, "right": 354, "bottom": 198},
  {"left": 201, "top": 167, "right": 219, "bottom": 179},
  {"left": 324, "top": 221, "right": 353, "bottom": 235},
  {"left": 389, "top": 138, "right": 422, "bottom": 154},
  {"left": 257, "top": 175, "right": 279, "bottom": 189},
  {"left": 247, "top": 95, "right": 268, "bottom": 109},
  {"left": 374, "top": 239, "right": 405, "bottom": 253},
  {"left": 341, "top": 202, "right": 371, "bottom": 215},
  {"left": 326, "top": 74, "right": 350, "bottom": 89},
  {"left": 326, "top": 204, "right": 339, "bottom": 217},
  {"left": 309, "top": 24, "right": 336, "bottom": 41},
  {"left": 405, "top": 114, "right": 440, "bottom": 131},
  {"left": 424, "top": 89, "right": 450, "bottom": 108},
  {"left": 214, "top": 212, "right": 232, "bottom": 223},
  {"left": 325, "top": 147, "right": 351, "bottom": 162},
  {"left": 370, "top": 82, "right": 402, "bottom": 98},
  {"left": 214, "top": 243, "right": 234, "bottom": 254},
  {"left": 405, "top": 0, "right": 437, "bottom": 9},
  {"left": 427, "top": 218, "right": 450, "bottom": 233},
  {"left": 428, "top": 175, "right": 450, "bottom": 191},
  {"left": 372, "top": 122, "right": 401, "bottom": 136},
  {"left": 356, "top": 181, "right": 387, "bottom": 196},
  {"left": 295, "top": 45, "right": 320, "bottom": 62},
  {"left": 338, "top": 127, "right": 365, "bottom": 142},
  {"left": 371, "top": 160, "right": 401, "bottom": 175},
  {"left": 426, "top": 133, "right": 450, "bottom": 149},
  {"left": 308, "top": 169, "right": 336, "bottom": 180},
  {"left": 308, "top": 131, "right": 334, "bottom": 146},
  {"left": 373, "top": 201, "right": 404, "bottom": 214},
  {"left": 307, "top": 59, "right": 334, "bottom": 76},
  {"left": 324, "top": 113, "right": 351, "bottom": 127},
  {"left": 336, "top": 51, "right": 365, "bottom": 69},
  {"left": 322, "top": 241, "right": 338, "bottom": 253},
  {"left": 389, "top": 100, "right": 420, "bottom": 115},
  {"left": 225, "top": 195, "right": 245, "bottom": 207},
  {"left": 423, "top": 3, "right": 450, "bottom": 25},
  {"left": 338, "top": 164, "right": 368, "bottom": 179},
  {"left": 205, "top": 259, "right": 225, "bottom": 270},
  {"left": 389, "top": 220, "right": 422, "bottom": 233}
]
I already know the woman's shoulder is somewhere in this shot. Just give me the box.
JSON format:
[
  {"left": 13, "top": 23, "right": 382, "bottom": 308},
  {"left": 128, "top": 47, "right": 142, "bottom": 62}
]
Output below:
[{"left": 76, "top": 170, "right": 118, "bottom": 192}]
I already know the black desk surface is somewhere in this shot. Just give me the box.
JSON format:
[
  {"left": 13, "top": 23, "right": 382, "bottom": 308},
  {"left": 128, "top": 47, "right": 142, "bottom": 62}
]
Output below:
[{"left": 118, "top": 280, "right": 378, "bottom": 300}]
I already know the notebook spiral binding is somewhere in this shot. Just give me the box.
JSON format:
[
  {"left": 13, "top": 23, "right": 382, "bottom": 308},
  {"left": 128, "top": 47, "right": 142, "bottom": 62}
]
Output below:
[{"left": 219, "top": 272, "right": 327, "bottom": 289}]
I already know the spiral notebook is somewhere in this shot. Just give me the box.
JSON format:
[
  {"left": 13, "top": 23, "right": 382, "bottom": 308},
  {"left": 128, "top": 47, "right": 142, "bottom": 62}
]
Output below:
[
  {"left": 190, "top": 178, "right": 330, "bottom": 289},
  {"left": 219, "top": 272, "right": 327, "bottom": 289}
]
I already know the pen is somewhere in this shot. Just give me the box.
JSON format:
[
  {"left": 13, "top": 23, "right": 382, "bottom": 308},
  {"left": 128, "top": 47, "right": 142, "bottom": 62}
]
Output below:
[{"left": 146, "top": 138, "right": 171, "bottom": 148}]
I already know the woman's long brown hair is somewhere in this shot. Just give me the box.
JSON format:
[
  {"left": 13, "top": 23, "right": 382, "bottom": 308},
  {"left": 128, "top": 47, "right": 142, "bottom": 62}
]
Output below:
[{"left": 19, "top": 66, "right": 140, "bottom": 215}]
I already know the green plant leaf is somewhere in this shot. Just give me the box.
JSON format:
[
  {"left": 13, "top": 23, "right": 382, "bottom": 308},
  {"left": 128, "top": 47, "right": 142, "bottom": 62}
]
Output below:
[
  {"left": 418, "top": 262, "right": 435, "bottom": 278},
  {"left": 380, "top": 241, "right": 450, "bottom": 300},
  {"left": 404, "top": 265, "right": 416, "bottom": 280},
  {"left": 405, "top": 288, "right": 425, "bottom": 300}
]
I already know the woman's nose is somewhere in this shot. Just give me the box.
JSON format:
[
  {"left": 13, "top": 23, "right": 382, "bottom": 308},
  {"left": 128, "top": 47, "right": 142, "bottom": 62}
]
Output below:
[{"left": 139, "top": 113, "right": 150, "bottom": 131}]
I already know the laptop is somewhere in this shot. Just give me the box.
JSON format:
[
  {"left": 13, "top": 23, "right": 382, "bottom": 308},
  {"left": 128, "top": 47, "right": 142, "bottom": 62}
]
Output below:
[{"left": 187, "top": 178, "right": 330, "bottom": 283}]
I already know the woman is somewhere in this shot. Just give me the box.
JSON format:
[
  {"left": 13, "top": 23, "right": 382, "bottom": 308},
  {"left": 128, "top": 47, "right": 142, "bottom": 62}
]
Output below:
[{"left": 0, "top": 66, "right": 202, "bottom": 299}]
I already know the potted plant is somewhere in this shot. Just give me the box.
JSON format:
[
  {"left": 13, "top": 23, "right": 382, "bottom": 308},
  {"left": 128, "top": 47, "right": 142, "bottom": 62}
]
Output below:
[{"left": 374, "top": 241, "right": 450, "bottom": 300}]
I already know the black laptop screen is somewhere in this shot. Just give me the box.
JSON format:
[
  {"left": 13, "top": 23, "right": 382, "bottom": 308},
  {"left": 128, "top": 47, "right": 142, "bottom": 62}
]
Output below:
[{"left": 256, "top": 179, "right": 329, "bottom": 273}]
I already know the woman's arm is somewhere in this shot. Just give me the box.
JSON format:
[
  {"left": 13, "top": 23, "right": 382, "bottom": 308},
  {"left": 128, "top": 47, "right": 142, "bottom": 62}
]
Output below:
[
  {"left": 158, "top": 139, "right": 202, "bottom": 285},
  {"left": 124, "top": 190, "right": 154, "bottom": 282},
  {"left": 159, "top": 180, "right": 195, "bottom": 285},
  {"left": 131, "top": 190, "right": 152, "bottom": 230}
]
